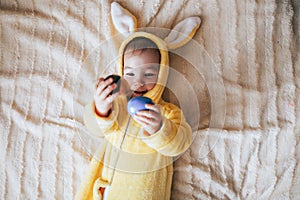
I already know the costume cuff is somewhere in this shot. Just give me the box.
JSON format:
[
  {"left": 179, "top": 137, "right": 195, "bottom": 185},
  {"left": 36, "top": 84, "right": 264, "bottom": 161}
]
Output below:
[
  {"left": 83, "top": 103, "right": 104, "bottom": 137},
  {"left": 93, "top": 102, "right": 119, "bottom": 132},
  {"left": 141, "top": 117, "right": 176, "bottom": 152},
  {"left": 83, "top": 102, "right": 119, "bottom": 137}
]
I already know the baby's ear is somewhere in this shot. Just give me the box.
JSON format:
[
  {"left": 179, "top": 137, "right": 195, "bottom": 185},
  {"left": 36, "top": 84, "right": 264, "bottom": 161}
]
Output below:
[
  {"left": 111, "top": 2, "right": 137, "bottom": 37},
  {"left": 164, "top": 17, "right": 201, "bottom": 49}
]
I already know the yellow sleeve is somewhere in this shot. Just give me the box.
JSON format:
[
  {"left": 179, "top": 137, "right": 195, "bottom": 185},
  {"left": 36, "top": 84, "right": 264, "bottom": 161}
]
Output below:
[
  {"left": 141, "top": 102, "right": 192, "bottom": 157},
  {"left": 83, "top": 101, "right": 119, "bottom": 137}
]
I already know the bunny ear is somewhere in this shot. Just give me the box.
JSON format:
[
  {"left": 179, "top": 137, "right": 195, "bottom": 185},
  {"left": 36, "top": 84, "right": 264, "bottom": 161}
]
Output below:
[
  {"left": 164, "top": 17, "right": 201, "bottom": 49},
  {"left": 111, "top": 2, "right": 137, "bottom": 36}
]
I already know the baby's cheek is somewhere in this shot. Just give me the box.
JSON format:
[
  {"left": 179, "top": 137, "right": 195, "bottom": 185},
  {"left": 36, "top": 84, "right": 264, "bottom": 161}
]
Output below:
[
  {"left": 123, "top": 77, "right": 132, "bottom": 85},
  {"left": 129, "top": 82, "right": 138, "bottom": 89},
  {"left": 147, "top": 83, "right": 156, "bottom": 90}
]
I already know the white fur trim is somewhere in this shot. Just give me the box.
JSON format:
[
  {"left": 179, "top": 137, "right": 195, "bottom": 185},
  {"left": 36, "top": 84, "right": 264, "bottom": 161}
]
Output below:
[{"left": 111, "top": 2, "right": 137, "bottom": 36}]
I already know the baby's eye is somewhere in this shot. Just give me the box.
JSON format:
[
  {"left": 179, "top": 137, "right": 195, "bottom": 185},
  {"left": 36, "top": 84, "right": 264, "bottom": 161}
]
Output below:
[
  {"left": 125, "top": 73, "right": 135, "bottom": 76},
  {"left": 144, "top": 73, "right": 156, "bottom": 77}
]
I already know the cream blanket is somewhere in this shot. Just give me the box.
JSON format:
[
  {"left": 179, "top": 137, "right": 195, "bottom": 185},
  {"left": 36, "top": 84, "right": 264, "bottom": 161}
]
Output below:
[{"left": 0, "top": 0, "right": 299, "bottom": 199}]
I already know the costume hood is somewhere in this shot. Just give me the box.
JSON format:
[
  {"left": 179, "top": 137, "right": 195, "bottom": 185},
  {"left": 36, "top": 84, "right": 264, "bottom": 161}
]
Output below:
[
  {"left": 111, "top": 2, "right": 201, "bottom": 103},
  {"left": 117, "top": 32, "right": 169, "bottom": 103}
]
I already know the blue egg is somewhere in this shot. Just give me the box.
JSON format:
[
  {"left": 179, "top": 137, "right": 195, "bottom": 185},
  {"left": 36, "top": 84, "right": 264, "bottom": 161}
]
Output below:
[{"left": 127, "top": 96, "right": 154, "bottom": 116}]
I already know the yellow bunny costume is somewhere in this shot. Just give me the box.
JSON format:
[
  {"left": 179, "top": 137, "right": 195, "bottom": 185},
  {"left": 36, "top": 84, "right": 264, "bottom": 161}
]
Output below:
[{"left": 76, "top": 2, "right": 201, "bottom": 200}]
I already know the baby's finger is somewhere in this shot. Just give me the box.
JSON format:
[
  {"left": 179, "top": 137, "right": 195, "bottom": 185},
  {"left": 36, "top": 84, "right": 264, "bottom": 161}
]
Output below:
[
  {"left": 99, "top": 84, "right": 117, "bottom": 99},
  {"left": 136, "top": 110, "right": 154, "bottom": 119},
  {"left": 145, "top": 104, "right": 161, "bottom": 113},
  {"left": 95, "top": 78, "right": 114, "bottom": 95},
  {"left": 106, "top": 91, "right": 119, "bottom": 103},
  {"left": 95, "top": 77, "right": 104, "bottom": 88},
  {"left": 133, "top": 115, "right": 151, "bottom": 125}
]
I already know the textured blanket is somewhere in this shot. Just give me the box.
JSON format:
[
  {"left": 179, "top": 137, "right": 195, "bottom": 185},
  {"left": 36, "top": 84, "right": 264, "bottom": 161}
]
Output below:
[{"left": 0, "top": 0, "right": 299, "bottom": 199}]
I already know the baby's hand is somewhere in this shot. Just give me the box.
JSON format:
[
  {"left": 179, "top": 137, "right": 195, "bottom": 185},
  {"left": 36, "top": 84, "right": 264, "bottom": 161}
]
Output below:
[
  {"left": 94, "top": 77, "right": 119, "bottom": 117},
  {"left": 133, "top": 104, "right": 162, "bottom": 135}
]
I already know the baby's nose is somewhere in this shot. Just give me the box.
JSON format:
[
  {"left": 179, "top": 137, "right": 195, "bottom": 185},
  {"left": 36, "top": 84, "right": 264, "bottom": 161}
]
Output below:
[
  {"left": 136, "top": 81, "right": 145, "bottom": 87},
  {"left": 136, "top": 77, "right": 145, "bottom": 86}
]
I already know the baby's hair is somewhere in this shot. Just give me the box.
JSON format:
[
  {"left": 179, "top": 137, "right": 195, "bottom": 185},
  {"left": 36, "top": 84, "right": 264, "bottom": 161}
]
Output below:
[{"left": 124, "top": 37, "right": 161, "bottom": 63}]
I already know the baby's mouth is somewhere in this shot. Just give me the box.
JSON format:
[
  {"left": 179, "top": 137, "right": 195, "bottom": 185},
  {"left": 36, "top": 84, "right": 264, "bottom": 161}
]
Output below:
[{"left": 133, "top": 90, "right": 147, "bottom": 96}]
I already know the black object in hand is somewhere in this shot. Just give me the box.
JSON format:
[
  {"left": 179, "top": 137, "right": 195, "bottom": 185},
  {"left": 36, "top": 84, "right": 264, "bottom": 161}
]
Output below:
[{"left": 104, "top": 74, "right": 121, "bottom": 95}]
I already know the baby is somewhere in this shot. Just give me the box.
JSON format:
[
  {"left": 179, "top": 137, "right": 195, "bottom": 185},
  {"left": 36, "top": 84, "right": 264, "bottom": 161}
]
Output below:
[
  {"left": 78, "top": 35, "right": 192, "bottom": 200},
  {"left": 76, "top": 3, "right": 200, "bottom": 200}
]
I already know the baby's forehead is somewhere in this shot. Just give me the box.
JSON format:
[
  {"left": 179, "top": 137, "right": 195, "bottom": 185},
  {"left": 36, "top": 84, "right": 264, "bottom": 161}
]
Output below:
[
  {"left": 124, "top": 49, "right": 160, "bottom": 63},
  {"left": 124, "top": 48, "right": 159, "bottom": 56},
  {"left": 124, "top": 65, "right": 159, "bottom": 70}
]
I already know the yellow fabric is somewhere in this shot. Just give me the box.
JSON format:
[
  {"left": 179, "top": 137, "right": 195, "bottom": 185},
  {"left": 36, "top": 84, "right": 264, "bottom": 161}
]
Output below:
[
  {"left": 164, "top": 17, "right": 201, "bottom": 50},
  {"left": 76, "top": 32, "right": 192, "bottom": 200}
]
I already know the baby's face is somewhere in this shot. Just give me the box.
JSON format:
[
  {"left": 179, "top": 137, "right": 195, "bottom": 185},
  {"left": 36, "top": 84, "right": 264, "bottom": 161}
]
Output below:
[{"left": 123, "top": 49, "right": 160, "bottom": 97}]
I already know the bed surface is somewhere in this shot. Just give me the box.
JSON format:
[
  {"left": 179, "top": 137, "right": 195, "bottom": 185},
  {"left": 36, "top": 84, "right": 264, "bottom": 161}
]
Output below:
[{"left": 0, "top": 0, "right": 299, "bottom": 199}]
